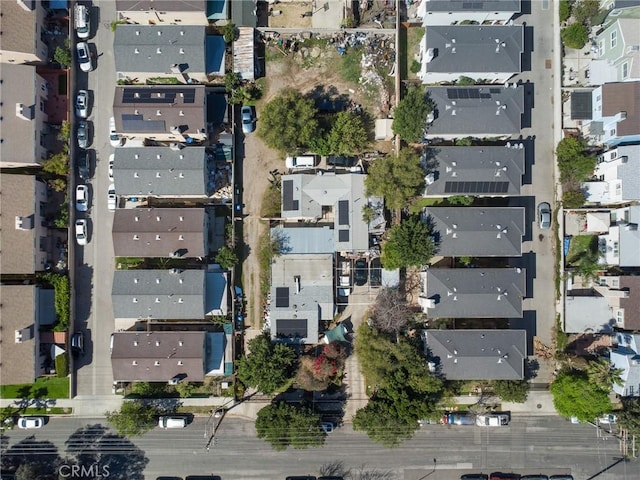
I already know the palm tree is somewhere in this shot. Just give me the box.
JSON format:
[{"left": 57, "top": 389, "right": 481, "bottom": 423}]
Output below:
[{"left": 586, "top": 358, "right": 624, "bottom": 391}]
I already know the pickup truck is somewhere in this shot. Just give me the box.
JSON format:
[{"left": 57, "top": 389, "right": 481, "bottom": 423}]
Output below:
[{"left": 476, "top": 413, "right": 510, "bottom": 427}]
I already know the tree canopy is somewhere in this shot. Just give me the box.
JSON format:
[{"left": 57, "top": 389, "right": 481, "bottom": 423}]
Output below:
[
  {"left": 365, "top": 148, "right": 425, "bottom": 210},
  {"left": 550, "top": 370, "right": 612, "bottom": 422},
  {"left": 392, "top": 86, "right": 432, "bottom": 143},
  {"left": 369, "top": 287, "right": 414, "bottom": 337},
  {"left": 619, "top": 398, "right": 640, "bottom": 436},
  {"left": 561, "top": 23, "right": 589, "bottom": 50},
  {"left": 257, "top": 88, "right": 319, "bottom": 153},
  {"left": 105, "top": 399, "right": 160, "bottom": 437},
  {"left": 327, "top": 111, "right": 369, "bottom": 155},
  {"left": 491, "top": 380, "right": 529, "bottom": 403},
  {"left": 556, "top": 137, "right": 596, "bottom": 185},
  {"left": 236, "top": 333, "right": 297, "bottom": 395},
  {"left": 255, "top": 401, "right": 325, "bottom": 450},
  {"left": 381, "top": 216, "right": 435, "bottom": 270},
  {"left": 585, "top": 358, "right": 624, "bottom": 391}
]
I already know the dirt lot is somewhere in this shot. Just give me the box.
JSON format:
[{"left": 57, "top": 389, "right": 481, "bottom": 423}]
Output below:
[{"left": 241, "top": 38, "right": 394, "bottom": 330}]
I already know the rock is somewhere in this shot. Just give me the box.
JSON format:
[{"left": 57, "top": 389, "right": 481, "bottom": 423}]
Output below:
[{"left": 310, "top": 47, "right": 321, "bottom": 58}]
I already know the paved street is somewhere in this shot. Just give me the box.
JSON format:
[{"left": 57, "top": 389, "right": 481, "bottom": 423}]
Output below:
[{"left": 1, "top": 416, "right": 635, "bottom": 480}]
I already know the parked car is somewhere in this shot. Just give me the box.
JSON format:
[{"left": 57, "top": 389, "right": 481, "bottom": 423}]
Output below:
[
  {"left": 107, "top": 184, "right": 117, "bottom": 212},
  {"left": 108, "top": 153, "right": 114, "bottom": 181},
  {"left": 538, "top": 202, "right": 551, "bottom": 230},
  {"left": 71, "top": 331, "right": 85, "bottom": 356},
  {"left": 158, "top": 416, "right": 187, "bottom": 429},
  {"left": 549, "top": 476, "right": 574, "bottom": 480},
  {"left": 597, "top": 414, "right": 617, "bottom": 424},
  {"left": 354, "top": 259, "right": 368, "bottom": 286},
  {"left": 109, "top": 116, "right": 122, "bottom": 147},
  {"left": 520, "top": 476, "right": 548, "bottom": 480},
  {"left": 489, "top": 474, "right": 520, "bottom": 480},
  {"left": 77, "top": 120, "right": 91, "bottom": 149},
  {"left": 241, "top": 105, "right": 255, "bottom": 134},
  {"left": 327, "top": 155, "right": 356, "bottom": 168},
  {"left": 461, "top": 475, "right": 489, "bottom": 480},
  {"left": 76, "top": 41, "right": 92, "bottom": 72},
  {"left": 442, "top": 413, "right": 474, "bottom": 425},
  {"left": 74, "top": 4, "right": 91, "bottom": 39},
  {"left": 369, "top": 257, "right": 382, "bottom": 287},
  {"left": 476, "top": 414, "right": 509, "bottom": 427},
  {"left": 18, "top": 417, "right": 44, "bottom": 429},
  {"left": 75, "top": 184, "right": 89, "bottom": 212},
  {"left": 77, "top": 149, "right": 89, "bottom": 180},
  {"left": 285, "top": 155, "right": 317, "bottom": 169},
  {"left": 75, "top": 219, "right": 88, "bottom": 246},
  {"left": 75, "top": 89, "right": 90, "bottom": 118}
]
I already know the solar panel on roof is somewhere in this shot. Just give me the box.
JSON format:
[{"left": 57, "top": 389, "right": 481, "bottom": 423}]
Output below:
[
  {"left": 447, "top": 89, "right": 459, "bottom": 99},
  {"left": 490, "top": 88, "right": 502, "bottom": 94},
  {"left": 275, "top": 287, "right": 289, "bottom": 308},
  {"left": 480, "top": 93, "right": 491, "bottom": 99},
  {"left": 459, "top": 89, "right": 469, "bottom": 99},
  {"left": 338, "top": 230, "right": 350, "bottom": 242},
  {"left": 122, "top": 88, "right": 177, "bottom": 104},
  {"left": 444, "top": 181, "right": 510, "bottom": 194},
  {"left": 338, "top": 200, "right": 349, "bottom": 226},
  {"left": 276, "top": 319, "right": 308, "bottom": 338},
  {"left": 469, "top": 89, "right": 480, "bottom": 99},
  {"left": 181, "top": 88, "right": 196, "bottom": 103},
  {"left": 282, "top": 180, "right": 299, "bottom": 211}
]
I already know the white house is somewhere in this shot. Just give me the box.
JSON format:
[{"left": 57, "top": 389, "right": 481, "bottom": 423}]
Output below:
[{"left": 584, "top": 145, "right": 640, "bottom": 205}]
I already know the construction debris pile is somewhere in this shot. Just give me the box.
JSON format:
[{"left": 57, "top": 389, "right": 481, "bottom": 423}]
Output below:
[
  {"left": 359, "top": 34, "right": 394, "bottom": 111},
  {"left": 208, "top": 163, "right": 232, "bottom": 200}
]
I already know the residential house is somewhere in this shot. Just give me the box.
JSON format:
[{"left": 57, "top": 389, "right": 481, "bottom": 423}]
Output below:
[
  {"left": 270, "top": 254, "right": 334, "bottom": 344},
  {"left": 110, "top": 331, "right": 227, "bottom": 383},
  {"left": 115, "top": 0, "right": 209, "bottom": 25},
  {"left": 234, "top": 27, "right": 257, "bottom": 81},
  {"left": 424, "top": 85, "right": 524, "bottom": 139},
  {"left": 270, "top": 226, "right": 335, "bottom": 255},
  {"left": 0, "top": 285, "right": 57, "bottom": 385},
  {"left": 422, "top": 329, "right": 527, "bottom": 380},
  {"left": 424, "top": 206, "right": 525, "bottom": 257},
  {"left": 114, "top": 25, "right": 225, "bottom": 84},
  {"left": 416, "top": 0, "right": 521, "bottom": 26},
  {"left": 0, "top": 174, "right": 51, "bottom": 274},
  {"left": 598, "top": 205, "right": 640, "bottom": 266},
  {"left": 419, "top": 268, "right": 526, "bottom": 318},
  {"left": 590, "top": 19, "right": 640, "bottom": 85},
  {"left": 231, "top": 0, "right": 257, "bottom": 27},
  {"left": 583, "top": 81, "right": 640, "bottom": 146},
  {"left": 112, "top": 85, "right": 209, "bottom": 142},
  {"left": 0, "top": 0, "right": 49, "bottom": 64},
  {"left": 609, "top": 332, "right": 640, "bottom": 397},
  {"left": 113, "top": 147, "right": 215, "bottom": 198},
  {"left": 0, "top": 64, "right": 50, "bottom": 167},
  {"left": 112, "top": 207, "right": 209, "bottom": 258},
  {"left": 281, "top": 173, "right": 369, "bottom": 253},
  {"left": 423, "top": 144, "right": 525, "bottom": 197},
  {"left": 417, "top": 25, "right": 523, "bottom": 84},
  {"left": 111, "top": 269, "right": 228, "bottom": 329},
  {"left": 584, "top": 145, "right": 640, "bottom": 205}
]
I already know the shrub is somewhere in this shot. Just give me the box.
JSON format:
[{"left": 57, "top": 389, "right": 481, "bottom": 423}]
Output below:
[
  {"left": 40, "top": 273, "right": 70, "bottom": 332},
  {"left": 55, "top": 354, "right": 69, "bottom": 377},
  {"left": 561, "top": 24, "right": 589, "bottom": 50},
  {"left": 223, "top": 22, "right": 237, "bottom": 43},
  {"left": 53, "top": 46, "right": 72, "bottom": 68}
]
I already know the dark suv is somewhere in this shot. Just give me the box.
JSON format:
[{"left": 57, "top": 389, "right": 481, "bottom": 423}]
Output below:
[
  {"left": 77, "top": 150, "right": 89, "bottom": 180},
  {"left": 327, "top": 155, "right": 356, "bottom": 168}
]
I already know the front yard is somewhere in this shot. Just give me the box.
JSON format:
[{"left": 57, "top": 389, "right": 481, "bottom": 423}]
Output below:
[{"left": 0, "top": 376, "right": 69, "bottom": 399}]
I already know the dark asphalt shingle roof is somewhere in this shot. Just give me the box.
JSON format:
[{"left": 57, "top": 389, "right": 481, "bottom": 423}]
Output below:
[
  {"left": 602, "top": 82, "right": 640, "bottom": 136},
  {"left": 423, "top": 329, "right": 526, "bottom": 380},
  {"left": 425, "top": 0, "right": 521, "bottom": 12},
  {"left": 116, "top": 0, "right": 206, "bottom": 12},
  {"left": 424, "top": 25, "right": 523, "bottom": 74},
  {"left": 425, "top": 86, "right": 524, "bottom": 136},
  {"left": 571, "top": 91, "right": 594, "bottom": 120},
  {"left": 423, "top": 268, "right": 525, "bottom": 318},
  {"left": 424, "top": 206, "right": 525, "bottom": 257}
]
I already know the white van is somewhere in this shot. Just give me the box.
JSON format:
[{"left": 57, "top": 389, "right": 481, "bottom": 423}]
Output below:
[
  {"left": 74, "top": 5, "right": 90, "bottom": 39},
  {"left": 285, "top": 155, "right": 317, "bottom": 169},
  {"left": 158, "top": 416, "right": 187, "bottom": 429}
]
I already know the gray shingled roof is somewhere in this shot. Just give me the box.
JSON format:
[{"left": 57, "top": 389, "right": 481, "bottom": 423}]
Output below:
[
  {"left": 423, "top": 329, "right": 526, "bottom": 380},
  {"left": 424, "top": 206, "right": 524, "bottom": 256},
  {"left": 114, "top": 25, "right": 205, "bottom": 74},
  {"left": 425, "top": 0, "right": 521, "bottom": 12},
  {"left": 618, "top": 146, "right": 640, "bottom": 201},
  {"left": 111, "top": 331, "right": 205, "bottom": 383},
  {"left": 425, "top": 86, "right": 524, "bottom": 136},
  {"left": 113, "top": 146, "right": 211, "bottom": 197},
  {"left": 424, "top": 25, "right": 523, "bottom": 74},
  {"left": 424, "top": 145, "right": 524, "bottom": 196},
  {"left": 112, "top": 269, "right": 207, "bottom": 320},
  {"left": 112, "top": 208, "right": 207, "bottom": 258},
  {"left": 620, "top": 206, "right": 640, "bottom": 267},
  {"left": 611, "top": 332, "right": 640, "bottom": 397},
  {"left": 271, "top": 226, "right": 335, "bottom": 254},
  {"left": 115, "top": 0, "right": 206, "bottom": 12},
  {"left": 423, "top": 268, "right": 525, "bottom": 318},
  {"left": 281, "top": 173, "right": 369, "bottom": 252}
]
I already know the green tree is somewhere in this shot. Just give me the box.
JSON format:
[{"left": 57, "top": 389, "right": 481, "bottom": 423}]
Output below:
[
  {"left": 381, "top": 216, "right": 435, "bottom": 270},
  {"left": 42, "top": 151, "right": 69, "bottom": 176},
  {"left": 224, "top": 72, "right": 241, "bottom": 91},
  {"left": 16, "top": 464, "right": 43, "bottom": 480},
  {"left": 257, "top": 88, "right": 318, "bottom": 153},
  {"left": 237, "top": 333, "right": 297, "bottom": 395},
  {"left": 448, "top": 195, "right": 474, "bottom": 206},
  {"left": 327, "top": 111, "right": 369, "bottom": 155},
  {"left": 105, "top": 400, "right": 159, "bottom": 437},
  {"left": 309, "top": 136, "right": 332, "bottom": 156},
  {"left": 562, "top": 190, "right": 586, "bottom": 208},
  {"left": 559, "top": 0, "right": 573, "bottom": 23},
  {"left": 223, "top": 22, "right": 237, "bottom": 43},
  {"left": 174, "top": 381, "right": 197, "bottom": 398},
  {"left": 48, "top": 178, "right": 67, "bottom": 193},
  {"left": 392, "top": 86, "right": 432, "bottom": 143},
  {"left": 455, "top": 137, "right": 473, "bottom": 146},
  {"left": 619, "top": 398, "right": 640, "bottom": 435},
  {"left": 491, "top": 380, "right": 529, "bottom": 403},
  {"left": 215, "top": 246, "right": 238, "bottom": 270},
  {"left": 255, "top": 402, "right": 324, "bottom": 450},
  {"left": 561, "top": 23, "right": 589, "bottom": 50},
  {"left": 410, "top": 60, "right": 421, "bottom": 74},
  {"left": 556, "top": 137, "right": 596, "bottom": 184},
  {"left": 365, "top": 148, "right": 424, "bottom": 210},
  {"left": 457, "top": 76, "right": 476, "bottom": 86},
  {"left": 352, "top": 395, "right": 420, "bottom": 447},
  {"left": 58, "top": 120, "right": 71, "bottom": 143},
  {"left": 131, "top": 381, "right": 167, "bottom": 397},
  {"left": 585, "top": 358, "right": 624, "bottom": 391},
  {"left": 550, "top": 371, "right": 612, "bottom": 422},
  {"left": 573, "top": 0, "right": 600, "bottom": 24},
  {"left": 53, "top": 45, "right": 72, "bottom": 68}
]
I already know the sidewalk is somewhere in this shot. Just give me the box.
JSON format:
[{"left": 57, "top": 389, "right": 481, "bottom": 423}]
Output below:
[{"left": 450, "top": 390, "right": 558, "bottom": 416}]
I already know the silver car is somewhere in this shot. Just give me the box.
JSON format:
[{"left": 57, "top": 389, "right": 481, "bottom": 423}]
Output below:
[
  {"left": 77, "top": 120, "right": 90, "bottom": 149},
  {"left": 75, "top": 90, "right": 90, "bottom": 118},
  {"left": 241, "top": 106, "right": 255, "bottom": 134},
  {"left": 75, "top": 218, "right": 88, "bottom": 245},
  {"left": 538, "top": 202, "right": 551, "bottom": 230}
]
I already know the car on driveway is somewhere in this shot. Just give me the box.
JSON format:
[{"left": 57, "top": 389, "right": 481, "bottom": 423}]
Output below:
[
  {"left": 75, "top": 219, "right": 88, "bottom": 245},
  {"left": 327, "top": 155, "right": 356, "bottom": 168},
  {"left": 369, "top": 257, "right": 382, "bottom": 287},
  {"left": 241, "top": 105, "right": 255, "bottom": 134},
  {"left": 76, "top": 42, "right": 92, "bottom": 72},
  {"left": 75, "top": 89, "right": 90, "bottom": 118},
  {"left": 354, "top": 259, "right": 368, "bottom": 286},
  {"left": 107, "top": 184, "right": 117, "bottom": 211},
  {"left": 109, "top": 116, "right": 122, "bottom": 147},
  {"left": 18, "top": 417, "right": 44, "bottom": 429},
  {"left": 108, "top": 154, "right": 114, "bottom": 181},
  {"left": 75, "top": 185, "right": 89, "bottom": 212},
  {"left": 538, "top": 202, "right": 551, "bottom": 230},
  {"left": 77, "top": 120, "right": 90, "bottom": 149},
  {"left": 71, "top": 331, "right": 85, "bottom": 356}
]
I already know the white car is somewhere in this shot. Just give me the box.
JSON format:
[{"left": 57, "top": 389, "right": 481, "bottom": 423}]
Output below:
[
  {"left": 476, "top": 414, "right": 510, "bottom": 427},
  {"left": 597, "top": 414, "right": 617, "bottom": 424},
  {"left": 18, "top": 417, "right": 44, "bottom": 429},
  {"left": 76, "top": 42, "right": 92, "bottom": 72},
  {"left": 109, "top": 116, "right": 122, "bottom": 147},
  {"left": 75, "top": 89, "right": 90, "bottom": 118},
  {"left": 108, "top": 154, "right": 115, "bottom": 181},
  {"left": 75, "top": 219, "right": 88, "bottom": 245},
  {"left": 158, "top": 416, "right": 187, "bottom": 429},
  {"left": 107, "top": 184, "right": 117, "bottom": 212},
  {"left": 75, "top": 184, "right": 89, "bottom": 212}
]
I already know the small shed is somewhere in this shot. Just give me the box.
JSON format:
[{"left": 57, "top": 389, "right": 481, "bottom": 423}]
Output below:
[{"left": 375, "top": 119, "right": 394, "bottom": 140}]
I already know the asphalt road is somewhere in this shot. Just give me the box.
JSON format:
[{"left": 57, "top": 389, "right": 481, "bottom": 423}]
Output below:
[{"left": 1, "top": 416, "right": 636, "bottom": 480}]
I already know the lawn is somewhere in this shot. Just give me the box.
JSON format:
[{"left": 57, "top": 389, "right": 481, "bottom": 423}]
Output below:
[
  {"left": 402, "top": 26, "right": 425, "bottom": 80},
  {"left": 565, "top": 234, "right": 598, "bottom": 266},
  {"left": 0, "top": 376, "right": 69, "bottom": 399}
]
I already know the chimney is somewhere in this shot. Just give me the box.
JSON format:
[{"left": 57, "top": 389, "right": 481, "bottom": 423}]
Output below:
[{"left": 16, "top": 103, "right": 34, "bottom": 121}]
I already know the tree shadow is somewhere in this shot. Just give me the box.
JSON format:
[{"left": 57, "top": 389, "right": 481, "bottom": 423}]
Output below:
[{"left": 0, "top": 436, "right": 62, "bottom": 475}]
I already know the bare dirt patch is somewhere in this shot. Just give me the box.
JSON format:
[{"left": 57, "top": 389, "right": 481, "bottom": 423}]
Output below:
[{"left": 267, "top": 2, "right": 313, "bottom": 29}]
